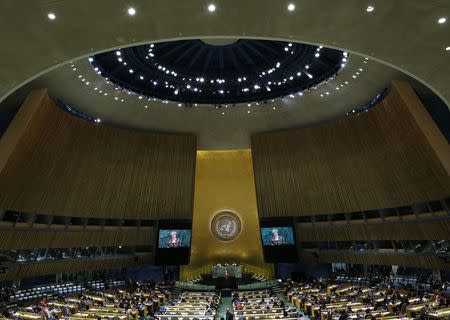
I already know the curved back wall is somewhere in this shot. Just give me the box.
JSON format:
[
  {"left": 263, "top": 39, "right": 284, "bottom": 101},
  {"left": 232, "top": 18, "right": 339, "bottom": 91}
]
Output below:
[
  {"left": 0, "top": 89, "right": 196, "bottom": 219},
  {"left": 252, "top": 81, "right": 450, "bottom": 217}
]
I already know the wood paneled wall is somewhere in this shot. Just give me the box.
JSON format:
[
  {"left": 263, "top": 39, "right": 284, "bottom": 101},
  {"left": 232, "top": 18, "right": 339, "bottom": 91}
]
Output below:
[
  {"left": 0, "top": 89, "right": 196, "bottom": 219},
  {"left": 0, "top": 227, "right": 155, "bottom": 250},
  {"left": 299, "top": 250, "right": 449, "bottom": 270},
  {"left": 252, "top": 81, "right": 450, "bottom": 217},
  {"left": 295, "top": 220, "right": 450, "bottom": 241},
  {"left": 0, "top": 254, "right": 153, "bottom": 281}
]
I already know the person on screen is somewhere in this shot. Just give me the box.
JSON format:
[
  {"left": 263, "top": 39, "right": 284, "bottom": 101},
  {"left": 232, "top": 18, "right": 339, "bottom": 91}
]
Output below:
[
  {"left": 271, "top": 228, "right": 285, "bottom": 245},
  {"left": 166, "top": 231, "right": 182, "bottom": 248}
]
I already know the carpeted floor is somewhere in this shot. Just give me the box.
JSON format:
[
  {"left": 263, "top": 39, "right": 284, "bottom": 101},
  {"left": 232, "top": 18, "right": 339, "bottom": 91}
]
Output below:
[{"left": 216, "top": 297, "right": 232, "bottom": 320}]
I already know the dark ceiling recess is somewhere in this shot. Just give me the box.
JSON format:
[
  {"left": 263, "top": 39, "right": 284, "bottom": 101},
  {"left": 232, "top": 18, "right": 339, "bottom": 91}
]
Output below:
[{"left": 91, "top": 39, "right": 347, "bottom": 106}]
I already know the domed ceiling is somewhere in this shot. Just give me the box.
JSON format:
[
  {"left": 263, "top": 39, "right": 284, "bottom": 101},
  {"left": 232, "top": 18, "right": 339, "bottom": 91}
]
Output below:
[
  {"left": 0, "top": 39, "right": 421, "bottom": 149},
  {"left": 91, "top": 39, "right": 346, "bottom": 105}
]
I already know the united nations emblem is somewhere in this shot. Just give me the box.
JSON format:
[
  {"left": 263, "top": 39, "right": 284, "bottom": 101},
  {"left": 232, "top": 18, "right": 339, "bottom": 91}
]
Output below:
[{"left": 210, "top": 210, "right": 242, "bottom": 241}]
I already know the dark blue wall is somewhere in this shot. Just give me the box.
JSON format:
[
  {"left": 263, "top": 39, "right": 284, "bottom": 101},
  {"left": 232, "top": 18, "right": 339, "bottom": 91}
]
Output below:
[
  {"left": 20, "top": 275, "right": 56, "bottom": 288},
  {"left": 125, "top": 266, "right": 179, "bottom": 282},
  {"left": 0, "top": 111, "right": 15, "bottom": 138},
  {"left": 275, "top": 262, "right": 332, "bottom": 280}
]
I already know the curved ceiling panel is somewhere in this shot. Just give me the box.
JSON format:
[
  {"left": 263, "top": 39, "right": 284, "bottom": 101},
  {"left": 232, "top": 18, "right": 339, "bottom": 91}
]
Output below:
[{"left": 0, "top": 0, "right": 448, "bottom": 109}]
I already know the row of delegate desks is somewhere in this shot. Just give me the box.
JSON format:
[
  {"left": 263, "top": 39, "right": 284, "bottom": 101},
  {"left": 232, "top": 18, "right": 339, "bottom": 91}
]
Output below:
[
  {"left": 9, "top": 287, "right": 171, "bottom": 320},
  {"left": 287, "top": 283, "right": 450, "bottom": 320},
  {"left": 161, "top": 292, "right": 218, "bottom": 320},
  {"left": 234, "top": 291, "right": 293, "bottom": 320}
]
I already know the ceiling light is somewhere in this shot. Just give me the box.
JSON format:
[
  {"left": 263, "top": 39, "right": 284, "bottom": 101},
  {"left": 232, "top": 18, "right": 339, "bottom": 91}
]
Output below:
[
  {"left": 47, "top": 13, "right": 56, "bottom": 20},
  {"left": 438, "top": 17, "right": 447, "bottom": 24},
  {"left": 366, "top": 5, "right": 374, "bottom": 12},
  {"left": 129, "top": 69, "right": 134, "bottom": 73},
  {"left": 208, "top": 4, "right": 216, "bottom": 12},
  {"left": 88, "top": 57, "right": 93, "bottom": 62},
  {"left": 116, "top": 51, "right": 121, "bottom": 56},
  {"left": 315, "top": 53, "right": 320, "bottom": 58},
  {"left": 128, "top": 7, "right": 136, "bottom": 15},
  {"left": 446, "top": 46, "right": 450, "bottom": 51},
  {"left": 287, "top": 3, "right": 296, "bottom": 11}
]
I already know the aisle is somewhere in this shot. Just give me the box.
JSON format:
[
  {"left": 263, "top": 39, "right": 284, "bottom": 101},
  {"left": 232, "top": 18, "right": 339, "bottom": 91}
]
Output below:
[
  {"left": 216, "top": 297, "right": 232, "bottom": 320},
  {"left": 276, "top": 293, "right": 309, "bottom": 319}
]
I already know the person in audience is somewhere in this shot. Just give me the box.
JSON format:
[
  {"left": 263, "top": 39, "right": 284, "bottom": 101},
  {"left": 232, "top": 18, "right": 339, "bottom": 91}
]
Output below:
[{"left": 226, "top": 308, "right": 234, "bottom": 320}]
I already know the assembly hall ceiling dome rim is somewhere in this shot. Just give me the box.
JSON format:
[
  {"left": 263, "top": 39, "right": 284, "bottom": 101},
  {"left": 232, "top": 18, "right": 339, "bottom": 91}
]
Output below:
[{"left": 89, "top": 38, "right": 348, "bottom": 106}]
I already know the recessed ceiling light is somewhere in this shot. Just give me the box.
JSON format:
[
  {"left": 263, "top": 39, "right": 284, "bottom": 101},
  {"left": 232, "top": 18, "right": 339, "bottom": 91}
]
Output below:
[
  {"left": 128, "top": 7, "right": 136, "bottom": 16},
  {"left": 88, "top": 57, "right": 93, "bottom": 62},
  {"left": 438, "top": 17, "right": 447, "bottom": 24},
  {"left": 47, "top": 13, "right": 56, "bottom": 20},
  {"left": 208, "top": 4, "right": 216, "bottom": 12},
  {"left": 446, "top": 46, "right": 450, "bottom": 51},
  {"left": 287, "top": 3, "right": 296, "bottom": 11},
  {"left": 366, "top": 5, "right": 375, "bottom": 12}
]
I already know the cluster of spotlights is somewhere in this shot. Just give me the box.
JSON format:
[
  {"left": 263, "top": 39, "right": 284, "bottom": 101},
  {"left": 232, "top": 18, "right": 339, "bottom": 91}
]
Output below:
[
  {"left": 91, "top": 41, "right": 344, "bottom": 101},
  {"left": 69, "top": 51, "right": 370, "bottom": 119}
]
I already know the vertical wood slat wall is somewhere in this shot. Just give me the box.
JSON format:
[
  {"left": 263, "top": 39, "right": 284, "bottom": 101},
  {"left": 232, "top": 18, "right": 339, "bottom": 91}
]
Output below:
[
  {"left": 295, "top": 220, "right": 450, "bottom": 242},
  {"left": 0, "top": 254, "right": 153, "bottom": 281},
  {"left": 298, "top": 250, "right": 449, "bottom": 270},
  {"left": 0, "top": 228, "right": 155, "bottom": 250},
  {"left": 0, "top": 89, "right": 197, "bottom": 220},
  {"left": 252, "top": 81, "right": 450, "bottom": 217}
]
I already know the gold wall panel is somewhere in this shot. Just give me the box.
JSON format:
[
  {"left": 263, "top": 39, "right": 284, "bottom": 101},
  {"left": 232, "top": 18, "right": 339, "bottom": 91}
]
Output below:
[
  {"left": 252, "top": 81, "right": 450, "bottom": 217},
  {"left": 181, "top": 150, "right": 272, "bottom": 280},
  {"left": 0, "top": 89, "right": 196, "bottom": 220}
]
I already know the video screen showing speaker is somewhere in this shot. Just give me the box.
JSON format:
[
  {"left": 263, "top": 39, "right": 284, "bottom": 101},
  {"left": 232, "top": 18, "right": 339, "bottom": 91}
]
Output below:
[
  {"left": 156, "top": 220, "right": 192, "bottom": 265},
  {"left": 260, "top": 226, "right": 295, "bottom": 246},
  {"left": 158, "top": 229, "right": 192, "bottom": 248},
  {"left": 260, "top": 219, "right": 298, "bottom": 262}
]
